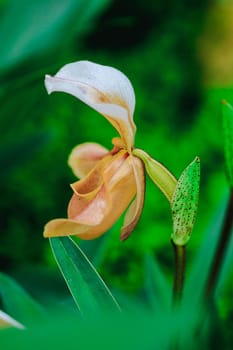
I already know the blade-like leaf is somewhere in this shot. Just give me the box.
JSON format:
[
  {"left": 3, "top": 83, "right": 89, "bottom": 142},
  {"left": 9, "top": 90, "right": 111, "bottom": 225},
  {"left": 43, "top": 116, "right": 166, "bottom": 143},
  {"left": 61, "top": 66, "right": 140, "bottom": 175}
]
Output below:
[
  {"left": 133, "top": 148, "right": 177, "bottom": 202},
  {"left": 50, "top": 237, "right": 121, "bottom": 315},
  {"left": 171, "top": 157, "right": 200, "bottom": 246},
  {"left": 222, "top": 100, "right": 233, "bottom": 187},
  {"left": 143, "top": 255, "right": 171, "bottom": 310},
  {"left": 0, "top": 272, "right": 45, "bottom": 325},
  {"left": 183, "top": 191, "right": 229, "bottom": 305}
]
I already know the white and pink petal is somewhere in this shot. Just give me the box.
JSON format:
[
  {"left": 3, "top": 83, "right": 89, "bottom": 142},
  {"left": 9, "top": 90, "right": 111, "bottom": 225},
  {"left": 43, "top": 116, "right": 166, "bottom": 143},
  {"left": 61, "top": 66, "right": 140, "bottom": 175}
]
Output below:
[{"left": 45, "top": 61, "right": 136, "bottom": 150}]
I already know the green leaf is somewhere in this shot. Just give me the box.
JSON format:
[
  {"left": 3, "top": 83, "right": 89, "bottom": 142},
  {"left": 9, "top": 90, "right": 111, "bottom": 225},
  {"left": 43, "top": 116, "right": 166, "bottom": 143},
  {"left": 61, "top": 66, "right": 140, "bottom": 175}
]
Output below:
[
  {"left": 0, "top": 307, "right": 204, "bottom": 350},
  {"left": 0, "top": 272, "right": 45, "bottom": 325},
  {"left": 143, "top": 255, "right": 171, "bottom": 310},
  {"left": 133, "top": 148, "right": 177, "bottom": 202},
  {"left": 222, "top": 100, "right": 233, "bottom": 187},
  {"left": 171, "top": 157, "right": 200, "bottom": 246},
  {"left": 183, "top": 191, "right": 229, "bottom": 305},
  {"left": 0, "top": 0, "right": 110, "bottom": 72},
  {"left": 50, "top": 237, "right": 121, "bottom": 315}
]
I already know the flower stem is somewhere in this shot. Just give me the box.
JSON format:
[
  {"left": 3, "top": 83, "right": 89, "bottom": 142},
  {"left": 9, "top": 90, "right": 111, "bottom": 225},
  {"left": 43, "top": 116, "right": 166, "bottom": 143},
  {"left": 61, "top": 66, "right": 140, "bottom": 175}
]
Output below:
[
  {"left": 205, "top": 188, "right": 233, "bottom": 297},
  {"left": 172, "top": 241, "right": 186, "bottom": 303}
]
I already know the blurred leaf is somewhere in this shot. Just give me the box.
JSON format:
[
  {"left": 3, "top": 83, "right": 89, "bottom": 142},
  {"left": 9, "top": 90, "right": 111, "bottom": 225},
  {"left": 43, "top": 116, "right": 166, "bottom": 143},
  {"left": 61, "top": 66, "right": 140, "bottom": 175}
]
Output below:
[
  {"left": 50, "top": 237, "right": 121, "bottom": 315},
  {"left": 0, "top": 272, "right": 45, "bottom": 325},
  {"left": 171, "top": 157, "right": 200, "bottom": 246},
  {"left": 0, "top": 304, "right": 210, "bottom": 350},
  {"left": 0, "top": 0, "right": 110, "bottom": 73},
  {"left": 222, "top": 100, "right": 233, "bottom": 187},
  {"left": 143, "top": 255, "right": 171, "bottom": 310},
  {"left": 183, "top": 191, "right": 229, "bottom": 306},
  {"left": 216, "top": 193, "right": 233, "bottom": 295}
]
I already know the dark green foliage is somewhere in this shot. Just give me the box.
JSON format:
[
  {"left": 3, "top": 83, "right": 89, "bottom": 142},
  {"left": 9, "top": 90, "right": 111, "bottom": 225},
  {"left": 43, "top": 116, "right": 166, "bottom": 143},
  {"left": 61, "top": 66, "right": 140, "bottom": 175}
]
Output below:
[{"left": 0, "top": 272, "right": 45, "bottom": 325}]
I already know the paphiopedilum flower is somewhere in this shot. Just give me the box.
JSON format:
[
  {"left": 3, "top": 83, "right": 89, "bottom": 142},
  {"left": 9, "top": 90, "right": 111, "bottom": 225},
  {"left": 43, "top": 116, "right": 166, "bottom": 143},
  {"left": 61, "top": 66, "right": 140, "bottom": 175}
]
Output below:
[{"left": 44, "top": 61, "right": 177, "bottom": 240}]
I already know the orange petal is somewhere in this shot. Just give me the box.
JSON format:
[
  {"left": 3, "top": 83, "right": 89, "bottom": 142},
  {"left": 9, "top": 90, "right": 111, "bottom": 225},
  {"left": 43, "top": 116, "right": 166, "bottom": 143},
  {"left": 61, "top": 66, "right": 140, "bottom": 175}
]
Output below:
[
  {"left": 68, "top": 185, "right": 109, "bottom": 226},
  {"left": 45, "top": 61, "right": 136, "bottom": 151},
  {"left": 67, "top": 154, "right": 114, "bottom": 225},
  {"left": 68, "top": 142, "right": 109, "bottom": 178},
  {"left": 67, "top": 150, "right": 129, "bottom": 227},
  {"left": 81, "top": 153, "right": 137, "bottom": 239},
  {"left": 120, "top": 155, "right": 145, "bottom": 240},
  {"left": 44, "top": 151, "right": 137, "bottom": 240},
  {"left": 44, "top": 218, "right": 90, "bottom": 238}
]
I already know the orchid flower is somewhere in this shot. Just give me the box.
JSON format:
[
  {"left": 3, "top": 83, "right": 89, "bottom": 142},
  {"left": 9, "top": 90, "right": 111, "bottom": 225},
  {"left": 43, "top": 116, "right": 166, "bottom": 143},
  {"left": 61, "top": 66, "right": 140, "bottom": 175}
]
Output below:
[{"left": 43, "top": 61, "right": 177, "bottom": 240}]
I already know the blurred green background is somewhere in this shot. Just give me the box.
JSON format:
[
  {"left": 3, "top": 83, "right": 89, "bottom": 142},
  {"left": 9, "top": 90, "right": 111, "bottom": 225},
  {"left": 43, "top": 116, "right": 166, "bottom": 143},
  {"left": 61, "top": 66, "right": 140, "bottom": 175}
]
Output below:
[{"left": 0, "top": 0, "right": 233, "bottom": 321}]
